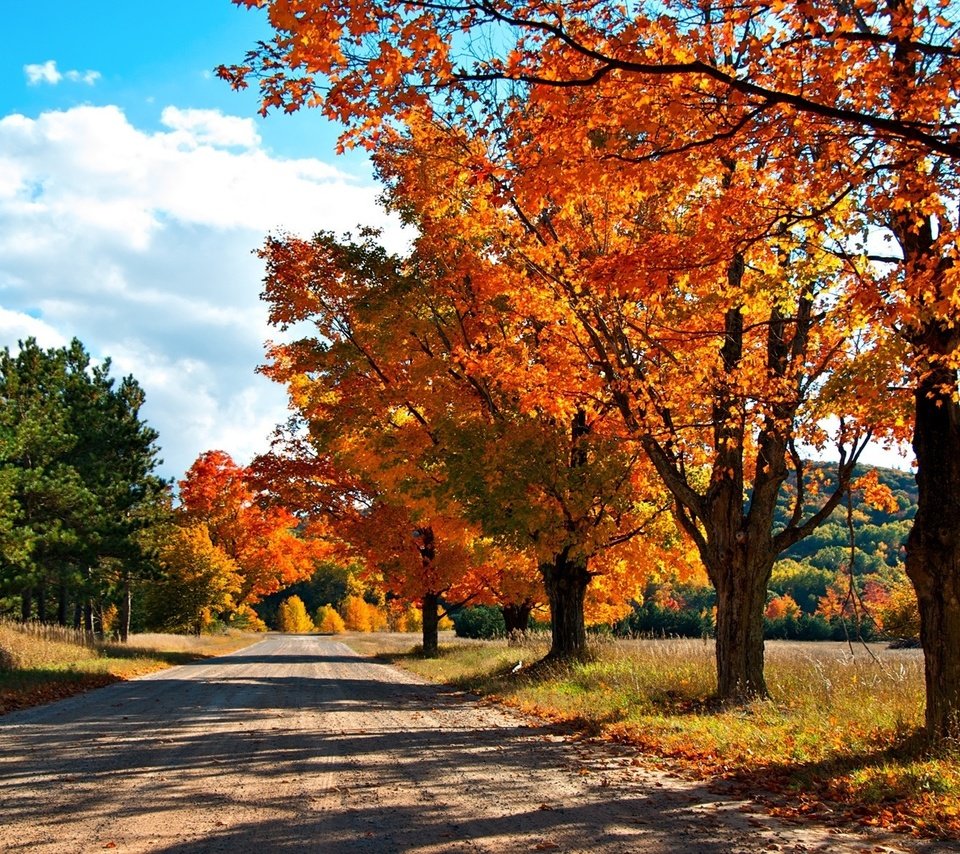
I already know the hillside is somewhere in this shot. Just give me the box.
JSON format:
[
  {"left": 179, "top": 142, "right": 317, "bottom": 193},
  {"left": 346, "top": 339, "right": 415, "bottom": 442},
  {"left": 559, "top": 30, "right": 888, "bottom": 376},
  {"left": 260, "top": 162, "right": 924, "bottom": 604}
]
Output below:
[{"left": 620, "top": 463, "right": 919, "bottom": 640}]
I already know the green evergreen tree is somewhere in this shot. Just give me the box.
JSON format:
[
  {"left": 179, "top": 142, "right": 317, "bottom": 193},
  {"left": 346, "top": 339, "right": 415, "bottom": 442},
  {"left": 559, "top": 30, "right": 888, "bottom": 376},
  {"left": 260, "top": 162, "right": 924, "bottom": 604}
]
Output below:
[{"left": 0, "top": 338, "right": 166, "bottom": 634}]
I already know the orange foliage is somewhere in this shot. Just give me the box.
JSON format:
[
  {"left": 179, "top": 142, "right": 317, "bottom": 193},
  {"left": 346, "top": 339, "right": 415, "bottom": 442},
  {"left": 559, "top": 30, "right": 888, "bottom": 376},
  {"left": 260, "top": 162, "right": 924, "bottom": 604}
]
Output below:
[
  {"left": 256, "top": 227, "right": 677, "bottom": 654},
  {"left": 765, "top": 594, "right": 801, "bottom": 621},
  {"left": 223, "top": 0, "right": 960, "bottom": 725},
  {"left": 873, "top": 581, "right": 921, "bottom": 641},
  {"left": 179, "top": 450, "right": 319, "bottom": 605}
]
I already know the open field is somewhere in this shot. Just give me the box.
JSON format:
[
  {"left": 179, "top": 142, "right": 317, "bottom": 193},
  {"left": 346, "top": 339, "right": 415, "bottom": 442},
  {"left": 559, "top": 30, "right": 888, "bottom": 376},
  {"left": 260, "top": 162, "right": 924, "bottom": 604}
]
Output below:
[
  {"left": 0, "top": 621, "right": 261, "bottom": 714},
  {"left": 348, "top": 633, "right": 959, "bottom": 840}
]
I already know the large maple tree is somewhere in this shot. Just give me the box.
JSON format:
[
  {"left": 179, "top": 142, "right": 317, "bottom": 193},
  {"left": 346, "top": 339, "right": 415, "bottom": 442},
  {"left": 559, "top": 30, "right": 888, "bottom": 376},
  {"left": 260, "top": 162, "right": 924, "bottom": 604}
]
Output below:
[
  {"left": 370, "top": 109, "right": 899, "bottom": 697},
  {"left": 257, "top": 230, "right": 676, "bottom": 658}
]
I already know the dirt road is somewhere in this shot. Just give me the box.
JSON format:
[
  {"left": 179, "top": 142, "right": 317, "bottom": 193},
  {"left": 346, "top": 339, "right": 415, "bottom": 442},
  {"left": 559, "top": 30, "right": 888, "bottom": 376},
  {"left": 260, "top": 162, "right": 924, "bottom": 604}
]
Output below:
[{"left": 0, "top": 636, "right": 945, "bottom": 853}]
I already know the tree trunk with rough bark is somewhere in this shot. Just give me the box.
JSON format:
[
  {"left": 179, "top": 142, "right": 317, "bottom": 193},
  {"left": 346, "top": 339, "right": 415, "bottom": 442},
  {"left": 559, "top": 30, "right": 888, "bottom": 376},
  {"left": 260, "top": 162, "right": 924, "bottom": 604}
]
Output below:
[
  {"left": 119, "top": 580, "right": 132, "bottom": 643},
  {"left": 710, "top": 552, "right": 774, "bottom": 701},
  {"left": 906, "top": 362, "right": 960, "bottom": 741},
  {"left": 83, "top": 602, "right": 94, "bottom": 635},
  {"left": 502, "top": 601, "right": 532, "bottom": 634},
  {"left": 541, "top": 551, "right": 590, "bottom": 660},
  {"left": 893, "top": 205, "right": 960, "bottom": 743},
  {"left": 421, "top": 591, "right": 440, "bottom": 657}
]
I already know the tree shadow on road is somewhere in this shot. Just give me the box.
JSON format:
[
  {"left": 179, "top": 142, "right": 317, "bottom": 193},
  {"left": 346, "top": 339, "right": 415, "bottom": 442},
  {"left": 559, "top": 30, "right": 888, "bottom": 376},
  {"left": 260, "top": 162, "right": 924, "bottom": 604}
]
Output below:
[{"left": 0, "top": 637, "right": 949, "bottom": 853}]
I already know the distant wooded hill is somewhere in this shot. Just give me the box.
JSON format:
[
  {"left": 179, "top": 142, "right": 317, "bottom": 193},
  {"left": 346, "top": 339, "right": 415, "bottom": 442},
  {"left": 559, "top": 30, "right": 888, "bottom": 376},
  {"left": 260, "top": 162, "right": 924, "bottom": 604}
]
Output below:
[
  {"left": 775, "top": 463, "right": 916, "bottom": 585},
  {"left": 614, "top": 463, "right": 919, "bottom": 641}
]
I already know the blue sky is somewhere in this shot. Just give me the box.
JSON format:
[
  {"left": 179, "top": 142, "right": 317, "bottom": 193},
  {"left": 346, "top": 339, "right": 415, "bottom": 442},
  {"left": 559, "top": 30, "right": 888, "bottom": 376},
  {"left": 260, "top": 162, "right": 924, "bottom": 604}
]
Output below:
[
  {"left": 2, "top": 2, "right": 355, "bottom": 164},
  {"left": 1, "top": 2, "right": 404, "bottom": 482}
]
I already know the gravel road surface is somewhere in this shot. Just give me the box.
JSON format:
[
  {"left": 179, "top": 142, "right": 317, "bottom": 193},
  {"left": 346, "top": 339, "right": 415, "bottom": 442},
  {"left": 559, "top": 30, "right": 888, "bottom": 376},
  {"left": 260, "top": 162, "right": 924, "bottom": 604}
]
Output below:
[{"left": 0, "top": 635, "right": 947, "bottom": 853}]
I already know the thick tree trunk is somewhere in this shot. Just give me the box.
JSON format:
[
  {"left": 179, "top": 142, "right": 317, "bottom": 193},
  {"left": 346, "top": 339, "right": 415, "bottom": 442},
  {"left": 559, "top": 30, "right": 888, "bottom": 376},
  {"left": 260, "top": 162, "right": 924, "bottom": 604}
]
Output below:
[
  {"left": 906, "top": 363, "right": 960, "bottom": 741},
  {"left": 83, "top": 602, "right": 94, "bottom": 635},
  {"left": 20, "top": 589, "right": 32, "bottom": 622},
  {"left": 421, "top": 592, "right": 440, "bottom": 657},
  {"left": 502, "top": 601, "right": 532, "bottom": 635},
  {"left": 705, "top": 296, "right": 770, "bottom": 701},
  {"left": 541, "top": 552, "right": 590, "bottom": 660},
  {"left": 711, "top": 554, "right": 772, "bottom": 701}
]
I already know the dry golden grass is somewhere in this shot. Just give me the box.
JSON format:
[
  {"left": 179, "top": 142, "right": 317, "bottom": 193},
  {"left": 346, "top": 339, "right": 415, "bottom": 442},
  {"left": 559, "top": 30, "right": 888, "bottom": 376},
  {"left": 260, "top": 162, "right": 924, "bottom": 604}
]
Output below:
[
  {"left": 0, "top": 620, "right": 261, "bottom": 714},
  {"left": 357, "top": 634, "right": 958, "bottom": 839},
  {"left": 339, "top": 629, "right": 464, "bottom": 658}
]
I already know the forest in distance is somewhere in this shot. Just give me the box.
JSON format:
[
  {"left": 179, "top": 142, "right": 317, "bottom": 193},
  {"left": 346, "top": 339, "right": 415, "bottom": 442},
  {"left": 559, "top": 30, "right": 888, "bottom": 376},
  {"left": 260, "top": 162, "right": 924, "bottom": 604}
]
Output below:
[{"left": 257, "top": 461, "right": 921, "bottom": 645}]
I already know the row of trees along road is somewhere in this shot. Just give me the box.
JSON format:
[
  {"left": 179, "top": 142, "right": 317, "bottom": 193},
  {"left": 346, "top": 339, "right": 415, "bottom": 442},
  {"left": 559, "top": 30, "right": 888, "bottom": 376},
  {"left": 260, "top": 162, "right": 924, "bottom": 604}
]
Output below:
[
  {"left": 0, "top": 339, "right": 166, "bottom": 640},
  {"left": 221, "top": 0, "right": 960, "bottom": 741}
]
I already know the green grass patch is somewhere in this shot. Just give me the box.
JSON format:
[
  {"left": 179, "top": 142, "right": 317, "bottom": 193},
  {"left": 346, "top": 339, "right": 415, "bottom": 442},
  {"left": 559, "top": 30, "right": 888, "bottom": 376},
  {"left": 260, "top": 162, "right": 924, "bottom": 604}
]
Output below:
[{"left": 354, "top": 634, "right": 958, "bottom": 839}]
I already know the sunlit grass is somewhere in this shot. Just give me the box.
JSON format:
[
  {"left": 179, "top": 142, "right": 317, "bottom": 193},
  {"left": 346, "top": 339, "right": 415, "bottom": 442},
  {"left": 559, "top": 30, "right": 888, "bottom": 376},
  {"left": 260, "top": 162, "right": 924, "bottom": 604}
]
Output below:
[
  {"left": 0, "top": 620, "right": 261, "bottom": 714},
  {"left": 354, "top": 634, "right": 957, "bottom": 838}
]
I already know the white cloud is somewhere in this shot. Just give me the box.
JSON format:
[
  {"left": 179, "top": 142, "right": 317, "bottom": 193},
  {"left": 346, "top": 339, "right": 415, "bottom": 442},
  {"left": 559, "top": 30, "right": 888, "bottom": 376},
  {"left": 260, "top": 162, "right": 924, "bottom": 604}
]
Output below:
[
  {"left": 24, "top": 60, "right": 100, "bottom": 86},
  {"left": 65, "top": 69, "right": 102, "bottom": 85},
  {"left": 0, "top": 307, "right": 67, "bottom": 350},
  {"left": 24, "top": 61, "right": 61, "bottom": 85},
  {"left": 0, "top": 104, "right": 406, "bottom": 479},
  {"left": 0, "top": 105, "right": 405, "bottom": 250},
  {"left": 160, "top": 106, "right": 260, "bottom": 148}
]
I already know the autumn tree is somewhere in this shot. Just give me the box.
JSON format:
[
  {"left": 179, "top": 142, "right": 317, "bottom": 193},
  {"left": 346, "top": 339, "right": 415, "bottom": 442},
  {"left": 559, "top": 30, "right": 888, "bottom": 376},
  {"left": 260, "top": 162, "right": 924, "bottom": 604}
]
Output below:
[
  {"left": 258, "top": 229, "right": 677, "bottom": 659},
  {"left": 179, "top": 450, "right": 317, "bottom": 607},
  {"left": 369, "top": 107, "right": 896, "bottom": 698},
  {"left": 315, "top": 603, "right": 346, "bottom": 633},
  {"left": 276, "top": 594, "right": 315, "bottom": 632},
  {"left": 220, "top": 0, "right": 959, "bottom": 158},
  {"left": 143, "top": 523, "right": 241, "bottom": 635},
  {"left": 221, "top": 0, "right": 960, "bottom": 737}
]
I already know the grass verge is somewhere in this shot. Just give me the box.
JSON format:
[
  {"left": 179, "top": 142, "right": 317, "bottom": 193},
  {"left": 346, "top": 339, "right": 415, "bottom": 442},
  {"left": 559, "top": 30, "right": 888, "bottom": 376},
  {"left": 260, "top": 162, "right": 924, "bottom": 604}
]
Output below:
[
  {"left": 0, "top": 621, "right": 262, "bottom": 715},
  {"left": 354, "top": 633, "right": 958, "bottom": 840}
]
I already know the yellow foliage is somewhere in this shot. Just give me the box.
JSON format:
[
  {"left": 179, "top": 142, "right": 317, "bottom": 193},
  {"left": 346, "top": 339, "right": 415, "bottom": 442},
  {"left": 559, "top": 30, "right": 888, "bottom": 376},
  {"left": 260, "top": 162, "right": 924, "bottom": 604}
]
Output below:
[
  {"left": 153, "top": 522, "right": 242, "bottom": 634},
  {"left": 100, "top": 604, "right": 119, "bottom": 635},
  {"left": 340, "top": 595, "right": 387, "bottom": 632},
  {"left": 315, "top": 604, "right": 346, "bottom": 633},
  {"left": 232, "top": 603, "right": 268, "bottom": 632},
  {"left": 402, "top": 605, "right": 423, "bottom": 633},
  {"left": 344, "top": 571, "right": 367, "bottom": 599},
  {"left": 277, "top": 595, "right": 315, "bottom": 633},
  {"left": 369, "top": 602, "right": 389, "bottom": 631},
  {"left": 874, "top": 581, "right": 921, "bottom": 640}
]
